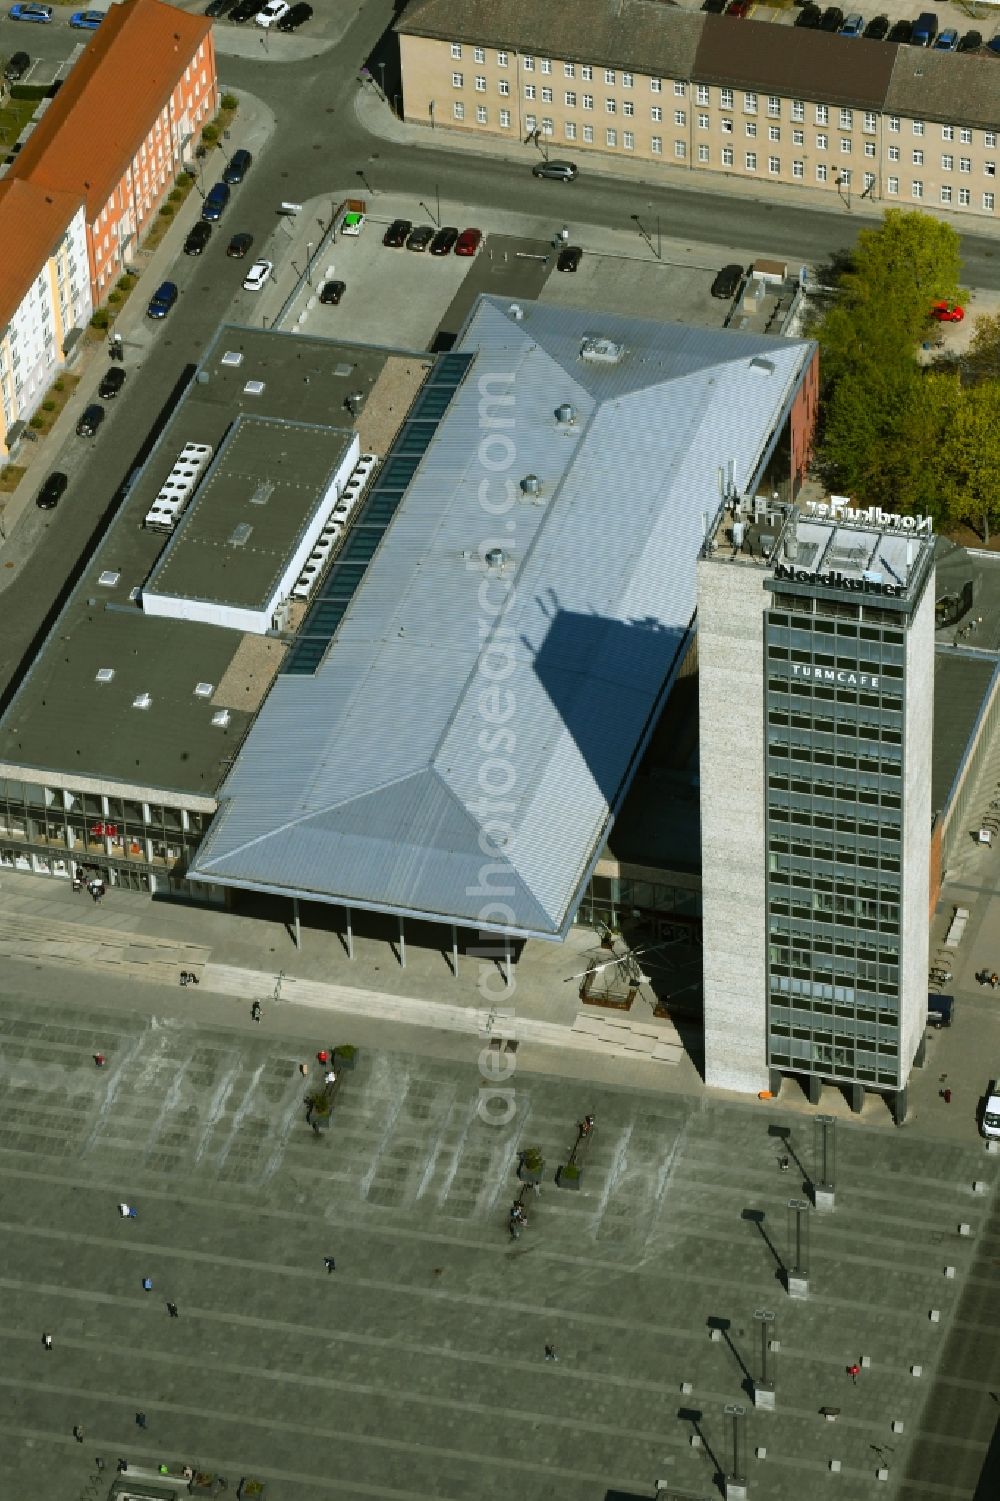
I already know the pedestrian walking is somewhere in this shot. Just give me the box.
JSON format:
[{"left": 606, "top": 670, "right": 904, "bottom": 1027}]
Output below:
[
  {"left": 94, "top": 1053, "right": 106, "bottom": 1067},
  {"left": 117, "top": 1458, "right": 128, "bottom": 1473},
  {"left": 251, "top": 1000, "right": 262, "bottom": 1023},
  {"left": 848, "top": 1363, "right": 860, "bottom": 1385},
  {"left": 942, "top": 1088, "right": 953, "bottom": 1104},
  {"left": 72, "top": 1425, "right": 85, "bottom": 1443},
  {"left": 166, "top": 1302, "right": 179, "bottom": 1318},
  {"left": 544, "top": 1344, "right": 558, "bottom": 1362},
  {"left": 324, "top": 1257, "right": 336, "bottom": 1273},
  {"left": 95, "top": 1458, "right": 105, "bottom": 1472},
  {"left": 317, "top": 1050, "right": 330, "bottom": 1065},
  {"left": 135, "top": 1412, "right": 147, "bottom": 1430},
  {"left": 141, "top": 1277, "right": 153, "bottom": 1292},
  {"left": 324, "top": 1069, "right": 337, "bottom": 1085}
]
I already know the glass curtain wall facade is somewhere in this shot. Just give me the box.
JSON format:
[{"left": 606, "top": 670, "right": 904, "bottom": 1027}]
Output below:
[{"left": 764, "top": 593, "right": 905, "bottom": 1093}]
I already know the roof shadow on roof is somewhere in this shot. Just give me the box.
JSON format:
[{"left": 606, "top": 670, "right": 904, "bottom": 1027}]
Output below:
[{"left": 527, "top": 600, "right": 691, "bottom": 844}]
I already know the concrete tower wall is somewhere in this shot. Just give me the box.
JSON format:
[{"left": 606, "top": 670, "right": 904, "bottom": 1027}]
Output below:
[
  {"left": 697, "top": 556, "right": 770, "bottom": 1094},
  {"left": 899, "top": 568, "right": 935, "bottom": 1083}
]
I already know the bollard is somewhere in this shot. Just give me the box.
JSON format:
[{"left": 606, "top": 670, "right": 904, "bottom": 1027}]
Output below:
[
  {"left": 830, "top": 1460, "right": 842, "bottom": 1473},
  {"left": 911, "top": 1364, "right": 922, "bottom": 1377}
]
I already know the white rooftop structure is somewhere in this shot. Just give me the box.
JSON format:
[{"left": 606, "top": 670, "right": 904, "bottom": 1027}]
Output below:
[{"left": 190, "top": 296, "right": 816, "bottom": 938}]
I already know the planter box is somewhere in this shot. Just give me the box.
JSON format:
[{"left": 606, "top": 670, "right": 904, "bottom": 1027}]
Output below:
[
  {"left": 238, "top": 1482, "right": 267, "bottom": 1501},
  {"left": 556, "top": 1165, "right": 582, "bottom": 1191},
  {"left": 517, "top": 1162, "right": 543, "bottom": 1185},
  {"left": 307, "top": 1107, "right": 332, "bottom": 1131},
  {"left": 333, "top": 1046, "right": 358, "bottom": 1071},
  {"left": 191, "top": 1475, "right": 226, "bottom": 1497}
]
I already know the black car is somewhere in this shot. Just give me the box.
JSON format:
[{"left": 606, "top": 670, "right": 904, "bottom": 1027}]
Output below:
[
  {"left": 711, "top": 263, "right": 745, "bottom": 300},
  {"left": 557, "top": 245, "right": 583, "bottom": 273},
  {"left": 701, "top": 0, "right": 727, "bottom": 11},
  {"left": 383, "top": 218, "right": 411, "bottom": 248},
  {"left": 406, "top": 224, "right": 435, "bottom": 251},
  {"left": 4, "top": 50, "right": 30, "bottom": 82},
  {"left": 864, "top": 13, "right": 889, "bottom": 37},
  {"left": 204, "top": 0, "right": 233, "bottom": 13},
  {"left": 226, "top": 231, "right": 253, "bottom": 258},
  {"left": 228, "top": 0, "right": 257, "bottom": 20},
  {"left": 76, "top": 403, "right": 105, "bottom": 438},
  {"left": 819, "top": 6, "right": 844, "bottom": 30},
  {"left": 957, "top": 28, "right": 982, "bottom": 50},
  {"left": 319, "top": 280, "right": 346, "bottom": 305},
  {"left": 795, "top": 4, "right": 822, "bottom": 26},
  {"left": 430, "top": 226, "right": 459, "bottom": 256},
  {"left": 98, "top": 367, "right": 126, "bottom": 400},
  {"left": 277, "top": 1, "right": 311, "bottom": 28},
  {"left": 184, "top": 220, "right": 212, "bottom": 256},
  {"left": 222, "top": 148, "right": 252, "bottom": 185},
  {"left": 887, "top": 17, "right": 911, "bottom": 41},
  {"left": 36, "top": 471, "right": 67, "bottom": 510}
]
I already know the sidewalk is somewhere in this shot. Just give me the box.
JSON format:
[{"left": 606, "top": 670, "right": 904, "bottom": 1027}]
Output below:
[{"left": 0, "top": 88, "right": 275, "bottom": 556}]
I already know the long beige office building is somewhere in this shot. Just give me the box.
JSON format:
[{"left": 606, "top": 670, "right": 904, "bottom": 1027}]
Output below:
[{"left": 397, "top": 0, "right": 1000, "bottom": 223}]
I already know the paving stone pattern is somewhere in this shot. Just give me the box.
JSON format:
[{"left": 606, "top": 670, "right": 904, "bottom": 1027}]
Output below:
[{"left": 0, "top": 989, "right": 995, "bottom": 1501}]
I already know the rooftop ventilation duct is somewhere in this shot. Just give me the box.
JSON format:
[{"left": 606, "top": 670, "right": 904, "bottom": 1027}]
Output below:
[
  {"left": 555, "top": 404, "right": 577, "bottom": 425},
  {"left": 750, "top": 356, "right": 776, "bottom": 375},
  {"left": 580, "top": 336, "right": 624, "bottom": 364},
  {"left": 194, "top": 682, "right": 214, "bottom": 699},
  {"left": 95, "top": 667, "right": 114, "bottom": 684},
  {"left": 484, "top": 547, "right": 507, "bottom": 570},
  {"left": 508, "top": 303, "right": 525, "bottom": 320},
  {"left": 98, "top": 570, "right": 121, "bottom": 588},
  {"left": 211, "top": 709, "right": 231, "bottom": 729},
  {"left": 520, "top": 474, "right": 541, "bottom": 497},
  {"left": 132, "top": 692, "right": 152, "bottom": 711}
]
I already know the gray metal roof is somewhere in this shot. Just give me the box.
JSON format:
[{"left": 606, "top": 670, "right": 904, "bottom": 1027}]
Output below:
[{"left": 191, "top": 297, "right": 815, "bottom": 938}]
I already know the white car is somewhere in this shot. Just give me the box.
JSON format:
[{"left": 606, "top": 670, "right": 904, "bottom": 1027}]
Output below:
[
  {"left": 242, "top": 259, "right": 273, "bottom": 292},
  {"left": 255, "top": 0, "right": 289, "bottom": 25}
]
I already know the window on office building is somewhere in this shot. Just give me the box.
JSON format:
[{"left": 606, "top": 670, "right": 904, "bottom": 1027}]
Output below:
[
  {"left": 583, "top": 93, "right": 594, "bottom": 110},
  {"left": 475, "top": 76, "right": 485, "bottom": 92},
  {"left": 959, "top": 186, "right": 970, "bottom": 205},
  {"left": 672, "top": 81, "right": 683, "bottom": 96},
  {"left": 864, "top": 111, "right": 877, "bottom": 132},
  {"left": 623, "top": 100, "right": 634, "bottom": 116},
  {"left": 452, "top": 72, "right": 463, "bottom": 88},
  {"left": 793, "top": 160, "right": 804, "bottom": 178},
  {"left": 887, "top": 175, "right": 898, "bottom": 193},
  {"left": 744, "top": 91, "right": 757, "bottom": 113},
  {"left": 565, "top": 91, "right": 576, "bottom": 107},
  {"left": 540, "top": 58, "right": 551, "bottom": 73},
  {"left": 888, "top": 115, "right": 900, "bottom": 132},
  {"left": 912, "top": 119, "right": 924, "bottom": 136},
  {"left": 673, "top": 108, "right": 683, "bottom": 125},
  {"left": 941, "top": 154, "right": 953, "bottom": 171},
  {"left": 474, "top": 47, "right": 484, "bottom": 63},
  {"left": 499, "top": 108, "right": 511, "bottom": 127},
  {"left": 453, "top": 102, "right": 464, "bottom": 120},
  {"left": 564, "top": 62, "right": 575, "bottom": 77},
  {"left": 940, "top": 185, "right": 952, "bottom": 204},
  {"left": 673, "top": 139, "right": 684, "bottom": 157},
  {"left": 767, "top": 95, "right": 780, "bottom": 117},
  {"left": 864, "top": 141, "right": 875, "bottom": 158},
  {"left": 817, "top": 162, "right": 828, "bottom": 182},
  {"left": 623, "top": 130, "right": 634, "bottom": 149},
  {"left": 985, "top": 192, "right": 996, "bottom": 211},
  {"left": 622, "top": 71, "right": 634, "bottom": 87},
  {"left": 769, "top": 125, "right": 780, "bottom": 142},
  {"left": 451, "top": 43, "right": 462, "bottom": 58},
  {"left": 697, "top": 84, "right": 710, "bottom": 104},
  {"left": 746, "top": 122, "right": 757, "bottom": 138},
  {"left": 565, "top": 120, "right": 576, "bottom": 139},
  {"left": 698, "top": 143, "right": 710, "bottom": 162},
  {"left": 541, "top": 87, "right": 552, "bottom": 103},
  {"left": 912, "top": 180, "right": 923, "bottom": 198},
  {"left": 769, "top": 155, "right": 780, "bottom": 174},
  {"left": 912, "top": 149, "right": 923, "bottom": 165},
  {"left": 815, "top": 104, "right": 829, "bottom": 125},
  {"left": 839, "top": 108, "right": 853, "bottom": 129},
  {"left": 476, "top": 105, "right": 487, "bottom": 123},
  {"left": 722, "top": 146, "right": 734, "bottom": 166},
  {"left": 606, "top": 127, "right": 617, "bottom": 146},
  {"left": 605, "top": 68, "right": 615, "bottom": 84},
  {"left": 840, "top": 138, "right": 851, "bottom": 154},
  {"left": 816, "top": 134, "right": 828, "bottom": 151},
  {"left": 583, "top": 124, "right": 594, "bottom": 142},
  {"left": 498, "top": 79, "right": 510, "bottom": 96}
]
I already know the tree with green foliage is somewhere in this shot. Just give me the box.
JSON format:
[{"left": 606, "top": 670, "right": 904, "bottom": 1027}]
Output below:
[
  {"left": 941, "top": 381, "right": 1000, "bottom": 543},
  {"left": 962, "top": 311, "right": 1000, "bottom": 386}
]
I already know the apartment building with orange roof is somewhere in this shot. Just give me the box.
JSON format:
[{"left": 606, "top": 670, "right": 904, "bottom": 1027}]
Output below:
[
  {"left": 8, "top": 0, "right": 217, "bottom": 305},
  {"left": 0, "top": 180, "right": 91, "bottom": 451}
]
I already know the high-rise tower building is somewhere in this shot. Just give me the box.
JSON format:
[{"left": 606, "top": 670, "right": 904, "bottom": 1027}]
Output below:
[{"left": 698, "top": 494, "right": 935, "bottom": 1124}]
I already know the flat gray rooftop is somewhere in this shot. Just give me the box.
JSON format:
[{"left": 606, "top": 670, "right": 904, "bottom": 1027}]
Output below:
[
  {"left": 0, "top": 328, "right": 410, "bottom": 801},
  {"left": 146, "top": 417, "right": 354, "bottom": 613}
]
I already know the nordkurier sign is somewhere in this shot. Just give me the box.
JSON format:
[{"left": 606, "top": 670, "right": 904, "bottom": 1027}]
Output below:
[
  {"left": 773, "top": 563, "right": 904, "bottom": 598},
  {"left": 804, "top": 499, "right": 934, "bottom": 534}
]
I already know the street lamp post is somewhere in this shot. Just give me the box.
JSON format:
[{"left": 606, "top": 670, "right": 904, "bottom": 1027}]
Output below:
[
  {"left": 305, "top": 241, "right": 313, "bottom": 287},
  {"left": 378, "top": 61, "right": 386, "bottom": 101}
]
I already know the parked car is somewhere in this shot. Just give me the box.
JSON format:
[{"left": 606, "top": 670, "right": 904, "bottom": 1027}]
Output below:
[
  {"left": 147, "top": 280, "right": 178, "bottom": 318},
  {"left": 7, "top": 4, "right": 53, "bottom": 22},
  {"left": 201, "top": 181, "right": 230, "bottom": 221},
  {"left": 725, "top": 0, "right": 751, "bottom": 14},
  {"left": 319, "top": 279, "right": 346, "bottom": 304},
  {"left": 205, "top": 0, "right": 234, "bottom": 15},
  {"left": 68, "top": 8, "right": 103, "bottom": 26},
  {"left": 911, "top": 10, "right": 938, "bottom": 45},
  {"left": 276, "top": 0, "right": 311, "bottom": 27},
  {"left": 36, "top": 471, "right": 67, "bottom": 510},
  {"left": 863, "top": 13, "right": 889, "bottom": 38},
  {"left": 839, "top": 12, "right": 864, "bottom": 35},
  {"left": 887, "top": 17, "right": 912, "bottom": 41},
  {"left": 405, "top": 224, "right": 435, "bottom": 251},
  {"left": 957, "top": 29, "right": 982, "bottom": 50},
  {"left": 933, "top": 27, "right": 958, "bottom": 49},
  {"left": 989, "top": 31, "right": 1000, "bottom": 54},
  {"left": 222, "top": 149, "right": 252, "bottom": 185},
  {"left": 557, "top": 245, "right": 583, "bottom": 273},
  {"left": 228, "top": 0, "right": 258, "bottom": 21},
  {"left": 383, "top": 218, "right": 412, "bottom": 247},
  {"left": 76, "top": 403, "right": 104, "bottom": 438},
  {"left": 184, "top": 220, "right": 212, "bottom": 256},
  {"left": 819, "top": 6, "right": 845, "bottom": 31},
  {"left": 796, "top": 3, "right": 822, "bottom": 24},
  {"left": 931, "top": 300, "right": 964, "bottom": 322},
  {"left": 226, "top": 231, "right": 253, "bottom": 258},
  {"left": 3, "top": 50, "right": 30, "bottom": 80},
  {"left": 98, "top": 367, "right": 126, "bottom": 400},
  {"left": 430, "top": 226, "right": 459, "bottom": 256},
  {"left": 455, "top": 227, "right": 482, "bottom": 256},
  {"left": 711, "top": 263, "right": 746, "bottom": 299},
  {"left": 531, "top": 159, "right": 578, "bottom": 181},
  {"left": 254, "top": 0, "right": 288, "bottom": 24},
  {"left": 702, "top": 0, "right": 727, "bottom": 10},
  {"left": 242, "top": 259, "right": 273, "bottom": 292}
]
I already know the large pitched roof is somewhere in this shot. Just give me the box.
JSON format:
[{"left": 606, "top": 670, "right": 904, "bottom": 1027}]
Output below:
[
  {"left": 9, "top": 0, "right": 212, "bottom": 222},
  {"left": 0, "top": 180, "right": 83, "bottom": 334},
  {"left": 191, "top": 297, "right": 815, "bottom": 939},
  {"left": 695, "top": 15, "right": 897, "bottom": 111},
  {"left": 885, "top": 47, "right": 1000, "bottom": 132},
  {"left": 397, "top": 0, "right": 706, "bottom": 79}
]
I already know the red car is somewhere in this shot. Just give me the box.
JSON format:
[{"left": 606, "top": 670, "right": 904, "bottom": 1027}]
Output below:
[
  {"left": 726, "top": 0, "right": 752, "bottom": 14},
  {"left": 455, "top": 227, "right": 482, "bottom": 256},
  {"left": 931, "top": 301, "right": 965, "bottom": 323}
]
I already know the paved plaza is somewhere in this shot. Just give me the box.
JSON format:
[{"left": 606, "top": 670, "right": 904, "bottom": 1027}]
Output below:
[{"left": 0, "top": 958, "right": 996, "bottom": 1501}]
